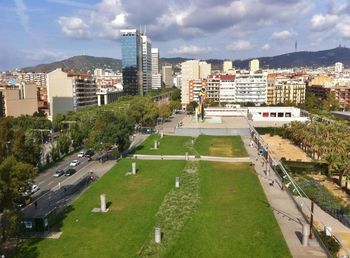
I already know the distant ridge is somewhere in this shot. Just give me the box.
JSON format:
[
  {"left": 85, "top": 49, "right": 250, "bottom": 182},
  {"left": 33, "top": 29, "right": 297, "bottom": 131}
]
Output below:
[{"left": 20, "top": 47, "right": 350, "bottom": 73}]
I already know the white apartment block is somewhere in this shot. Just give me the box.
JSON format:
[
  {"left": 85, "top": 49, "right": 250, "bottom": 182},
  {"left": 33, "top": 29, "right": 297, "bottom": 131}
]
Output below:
[
  {"left": 181, "top": 60, "right": 211, "bottom": 107},
  {"left": 152, "top": 74, "right": 162, "bottom": 90},
  {"left": 151, "top": 48, "right": 162, "bottom": 90},
  {"left": 249, "top": 59, "right": 260, "bottom": 73},
  {"left": 235, "top": 72, "right": 267, "bottom": 104},
  {"left": 335, "top": 62, "right": 344, "bottom": 74},
  {"left": 219, "top": 75, "right": 236, "bottom": 103},
  {"left": 142, "top": 35, "right": 152, "bottom": 93},
  {"left": 223, "top": 60, "right": 233, "bottom": 74}
]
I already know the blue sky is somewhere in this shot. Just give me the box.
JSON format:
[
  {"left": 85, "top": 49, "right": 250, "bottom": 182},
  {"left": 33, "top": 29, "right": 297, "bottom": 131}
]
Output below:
[{"left": 1, "top": 0, "right": 350, "bottom": 70}]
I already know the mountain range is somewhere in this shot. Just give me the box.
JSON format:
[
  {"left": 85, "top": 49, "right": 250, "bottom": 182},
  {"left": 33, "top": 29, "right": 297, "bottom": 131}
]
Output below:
[{"left": 20, "top": 47, "right": 350, "bottom": 73}]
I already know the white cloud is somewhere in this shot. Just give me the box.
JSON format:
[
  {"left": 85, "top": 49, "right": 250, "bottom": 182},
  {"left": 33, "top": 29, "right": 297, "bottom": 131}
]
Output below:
[
  {"left": 22, "top": 49, "right": 67, "bottom": 61},
  {"left": 270, "top": 30, "right": 294, "bottom": 40},
  {"left": 169, "top": 45, "right": 215, "bottom": 55},
  {"left": 226, "top": 40, "right": 252, "bottom": 51},
  {"left": 261, "top": 43, "right": 270, "bottom": 51},
  {"left": 310, "top": 14, "right": 339, "bottom": 31},
  {"left": 57, "top": 16, "right": 90, "bottom": 38},
  {"left": 14, "top": 0, "right": 30, "bottom": 33}
]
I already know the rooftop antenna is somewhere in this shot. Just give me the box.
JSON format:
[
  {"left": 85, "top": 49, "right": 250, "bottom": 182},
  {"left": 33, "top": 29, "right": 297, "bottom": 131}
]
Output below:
[
  {"left": 295, "top": 40, "right": 298, "bottom": 52},
  {"left": 144, "top": 25, "right": 147, "bottom": 36}
]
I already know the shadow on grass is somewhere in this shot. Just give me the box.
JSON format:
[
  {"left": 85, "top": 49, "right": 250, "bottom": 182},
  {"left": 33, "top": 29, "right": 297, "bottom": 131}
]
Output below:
[{"left": 106, "top": 201, "right": 112, "bottom": 209}]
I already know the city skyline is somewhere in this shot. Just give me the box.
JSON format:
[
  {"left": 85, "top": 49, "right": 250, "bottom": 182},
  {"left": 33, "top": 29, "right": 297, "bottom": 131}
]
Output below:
[{"left": 1, "top": 0, "right": 350, "bottom": 70}]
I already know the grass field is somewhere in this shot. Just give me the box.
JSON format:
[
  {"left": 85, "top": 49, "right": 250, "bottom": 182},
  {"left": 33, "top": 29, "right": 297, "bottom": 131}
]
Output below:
[
  {"left": 163, "top": 161, "right": 291, "bottom": 258},
  {"left": 17, "top": 159, "right": 290, "bottom": 257},
  {"left": 133, "top": 134, "right": 194, "bottom": 155},
  {"left": 194, "top": 135, "right": 248, "bottom": 157},
  {"left": 17, "top": 159, "right": 186, "bottom": 258}
]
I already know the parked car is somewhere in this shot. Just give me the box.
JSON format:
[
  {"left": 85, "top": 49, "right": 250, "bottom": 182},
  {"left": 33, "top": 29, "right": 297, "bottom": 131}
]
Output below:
[
  {"left": 84, "top": 150, "right": 94, "bottom": 158},
  {"left": 30, "top": 184, "right": 40, "bottom": 194},
  {"left": 77, "top": 151, "right": 85, "bottom": 158},
  {"left": 70, "top": 160, "right": 80, "bottom": 167},
  {"left": 65, "top": 168, "right": 76, "bottom": 176},
  {"left": 54, "top": 169, "right": 64, "bottom": 177}
]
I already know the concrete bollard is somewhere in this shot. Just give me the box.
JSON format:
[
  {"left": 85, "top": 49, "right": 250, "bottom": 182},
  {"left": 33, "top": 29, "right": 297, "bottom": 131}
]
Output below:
[
  {"left": 302, "top": 223, "right": 309, "bottom": 246},
  {"left": 191, "top": 139, "right": 194, "bottom": 145},
  {"left": 132, "top": 162, "right": 136, "bottom": 175},
  {"left": 185, "top": 152, "right": 189, "bottom": 161},
  {"left": 154, "top": 140, "right": 158, "bottom": 149},
  {"left": 100, "top": 194, "right": 106, "bottom": 212},
  {"left": 176, "top": 177, "right": 180, "bottom": 188},
  {"left": 160, "top": 132, "right": 164, "bottom": 138},
  {"left": 155, "top": 227, "right": 161, "bottom": 243}
]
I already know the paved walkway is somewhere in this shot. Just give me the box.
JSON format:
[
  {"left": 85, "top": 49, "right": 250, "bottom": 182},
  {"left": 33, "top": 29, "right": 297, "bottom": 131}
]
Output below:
[
  {"left": 242, "top": 136, "right": 327, "bottom": 258},
  {"left": 129, "top": 154, "right": 251, "bottom": 163}
]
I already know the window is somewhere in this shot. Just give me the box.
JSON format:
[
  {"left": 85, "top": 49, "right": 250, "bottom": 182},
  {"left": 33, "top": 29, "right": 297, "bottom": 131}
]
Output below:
[
  {"left": 270, "top": 112, "right": 276, "bottom": 117},
  {"left": 278, "top": 112, "right": 284, "bottom": 117}
]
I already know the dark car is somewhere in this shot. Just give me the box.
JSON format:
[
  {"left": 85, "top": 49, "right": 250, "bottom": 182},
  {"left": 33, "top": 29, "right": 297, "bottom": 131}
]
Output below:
[
  {"left": 15, "top": 195, "right": 33, "bottom": 208},
  {"left": 65, "top": 168, "right": 76, "bottom": 176},
  {"left": 54, "top": 169, "right": 64, "bottom": 177},
  {"left": 84, "top": 150, "right": 94, "bottom": 158}
]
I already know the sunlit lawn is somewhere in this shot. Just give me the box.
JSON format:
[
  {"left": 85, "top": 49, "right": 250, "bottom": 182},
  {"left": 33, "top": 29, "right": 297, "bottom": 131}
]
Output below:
[
  {"left": 194, "top": 135, "right": 248, "bottom": 157},
  {"left": 164, "top": 161, "right": 291, "bottom": 258}
]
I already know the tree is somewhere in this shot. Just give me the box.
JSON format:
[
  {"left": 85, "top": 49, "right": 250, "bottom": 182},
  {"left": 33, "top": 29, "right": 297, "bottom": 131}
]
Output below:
[
  {"left": 186, "top": 101, "right": 198, "bottom": 114},
  {"left": 87, "top": 111, "right": 134, "bottom": 153},
  {"left": 12, "top": 131, "right": 41, "bottom": 167},
  {"left": 57, "top": 133, "right": 71, "bottom": 156},
  {"left": 158, "top": 103, "right": 171, "bottom": 121},
  {"left": 169, "top": 100, "right": 181, "bottom": 111},
  {"left": 127, "top": 96, "right": 159, "bottom": 126},
  {"left": 0, "top": 117, "right": 14, "bottom": 162},
  {"left": 171, "top": 88, "right": 181, "bottom": 101}
]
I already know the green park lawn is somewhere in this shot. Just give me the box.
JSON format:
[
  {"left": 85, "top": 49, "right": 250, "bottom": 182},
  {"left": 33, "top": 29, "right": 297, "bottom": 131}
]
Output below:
[
  {"left": 17, "top": 159, "right": 290, "bottom": 258},
  {"left": 163, "top": 161, "right": 291, "bottom": 258},
  {"left": 194, "top": 135, "right": 248, "bottom": 157},
  {"left": 17, "top": 159, "right": 186, "bottom": 258},
  {"left": 133, "top": 134, "right": 195, "bottom": 155}
]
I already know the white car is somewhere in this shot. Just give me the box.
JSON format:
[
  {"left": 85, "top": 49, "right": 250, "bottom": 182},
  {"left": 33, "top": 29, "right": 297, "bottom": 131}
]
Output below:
[
  {"left": 70, "top": 160, "right": 80, "bottom": 167},
  {"left": 77, "top": 151, "right": 85, "bottom": 158},
  {"left": 31, "top": 184, "right": 40, "bottom": 194}
]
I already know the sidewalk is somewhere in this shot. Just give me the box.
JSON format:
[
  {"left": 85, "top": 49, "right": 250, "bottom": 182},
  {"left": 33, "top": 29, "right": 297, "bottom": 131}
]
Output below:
[{"left": 242, "top": 136, "right": 327, "bottom": 258}]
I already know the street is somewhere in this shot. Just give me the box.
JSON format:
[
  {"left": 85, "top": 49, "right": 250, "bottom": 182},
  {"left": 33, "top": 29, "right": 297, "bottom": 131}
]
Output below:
[{"left": 22, "top": 133, "right": 149, "bottom": 219}]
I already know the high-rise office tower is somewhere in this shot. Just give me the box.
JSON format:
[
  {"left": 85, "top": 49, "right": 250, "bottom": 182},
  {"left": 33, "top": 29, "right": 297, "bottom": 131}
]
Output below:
[
  {"left": 141, "top": 35, "right": 152, "bottom": 93},
  {"left": 120, "top": 29, "right": 143, "bottom": 95}
]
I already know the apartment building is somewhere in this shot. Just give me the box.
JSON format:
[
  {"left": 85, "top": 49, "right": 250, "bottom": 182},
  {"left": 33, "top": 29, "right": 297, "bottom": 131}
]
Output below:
[
  {"left": 189, "top": 79, "right": 207, "bottom": 102},
  {"left": 235, "top": 71, "right": 267, "bottom": 104},
  {"left": 47, "top": 68, "right": 97, "bottom": 119},
  {"left": 0, "top": 83, "right": 38, "bottom": 117},
  {"left": 162, "top": 66, "right": 173, "bottom": 87},
  {"left": 267, "top": 76, "right": 306, "bottom": 105}
]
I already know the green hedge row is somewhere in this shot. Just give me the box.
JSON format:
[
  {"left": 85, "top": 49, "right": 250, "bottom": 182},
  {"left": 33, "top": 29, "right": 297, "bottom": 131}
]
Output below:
[
  {"left": 254, "top": 127, "right": 287, "bottom": 137},
  {"left": 281, "top": 159, "right": 329, "bottom": 175}
]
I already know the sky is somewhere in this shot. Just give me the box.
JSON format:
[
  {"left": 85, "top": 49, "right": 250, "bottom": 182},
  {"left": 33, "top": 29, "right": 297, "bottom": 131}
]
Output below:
[{"left": 1, "top": 0, "right": 350, "bottom": 70}]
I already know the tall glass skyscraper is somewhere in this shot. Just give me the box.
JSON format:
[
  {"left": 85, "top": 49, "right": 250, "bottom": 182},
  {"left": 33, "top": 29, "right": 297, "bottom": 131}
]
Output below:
[{"left": 120, "top": 29, "right": 143, "bottom": 95}]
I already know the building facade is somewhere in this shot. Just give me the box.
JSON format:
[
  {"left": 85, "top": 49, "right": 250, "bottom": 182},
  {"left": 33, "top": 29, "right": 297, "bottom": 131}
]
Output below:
[
  {"left": 181, "top": 60, "right": 211, "bottom": 107},
  {"left": 96, "top": 88, "right": 124, "bottom": 106},
  {"left": 189, "top": 79, "right": 207, "bottom": 102},
  {"left": 223, "top": 60, "right": 233, "bottom": 74},
  {"left": 235, "top": 71, "right": 267, "bottom": 104},
  {"left": 218, "top": 75, "right": 236, "bottom": 103},
  {"left": 162, "top": 66, "right": 173, "bottom": 87},
  {"left": 267, "top": 77, "right": 306, "bottom": 105},
  {"left": 249, "top": 59, "right": 260, "bottom": 73},
  {"left": 151, "top": 48, "right": 162, "bottom": 90},
  {"left": 120, "top": 29, "right": 143, "bottom": 95},
  {"left": 47, "top": 68, "right": 97, "bottom": 119},
  {"left": 141, "top": 35, "right": 152, "bottom": 93},
  {"left": 0, "top": 83, "right": 38, "bottom": 117}
]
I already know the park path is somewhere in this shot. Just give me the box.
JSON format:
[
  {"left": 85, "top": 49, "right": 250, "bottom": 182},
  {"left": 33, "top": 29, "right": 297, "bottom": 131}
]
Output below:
[
  {"left": 128, "top": 154, "right": 251, "bottom": 163},
  {"left": 242, "top": 136, "right": 327, "bottom": 258}
]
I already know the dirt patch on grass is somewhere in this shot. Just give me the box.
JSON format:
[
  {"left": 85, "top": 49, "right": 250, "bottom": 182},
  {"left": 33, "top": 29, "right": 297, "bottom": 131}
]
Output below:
[
  {"left": 261, "top": 135, "right": 311, "bottom": 162},
  {"left": 310, "top": 174, "right": 350, "bottom": 206},
  {"left": 209, "top": 138, "right": 232, "bottom": 157},
  {"left": 126, "top": 177, "right": 153, "bottom": 190}
]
